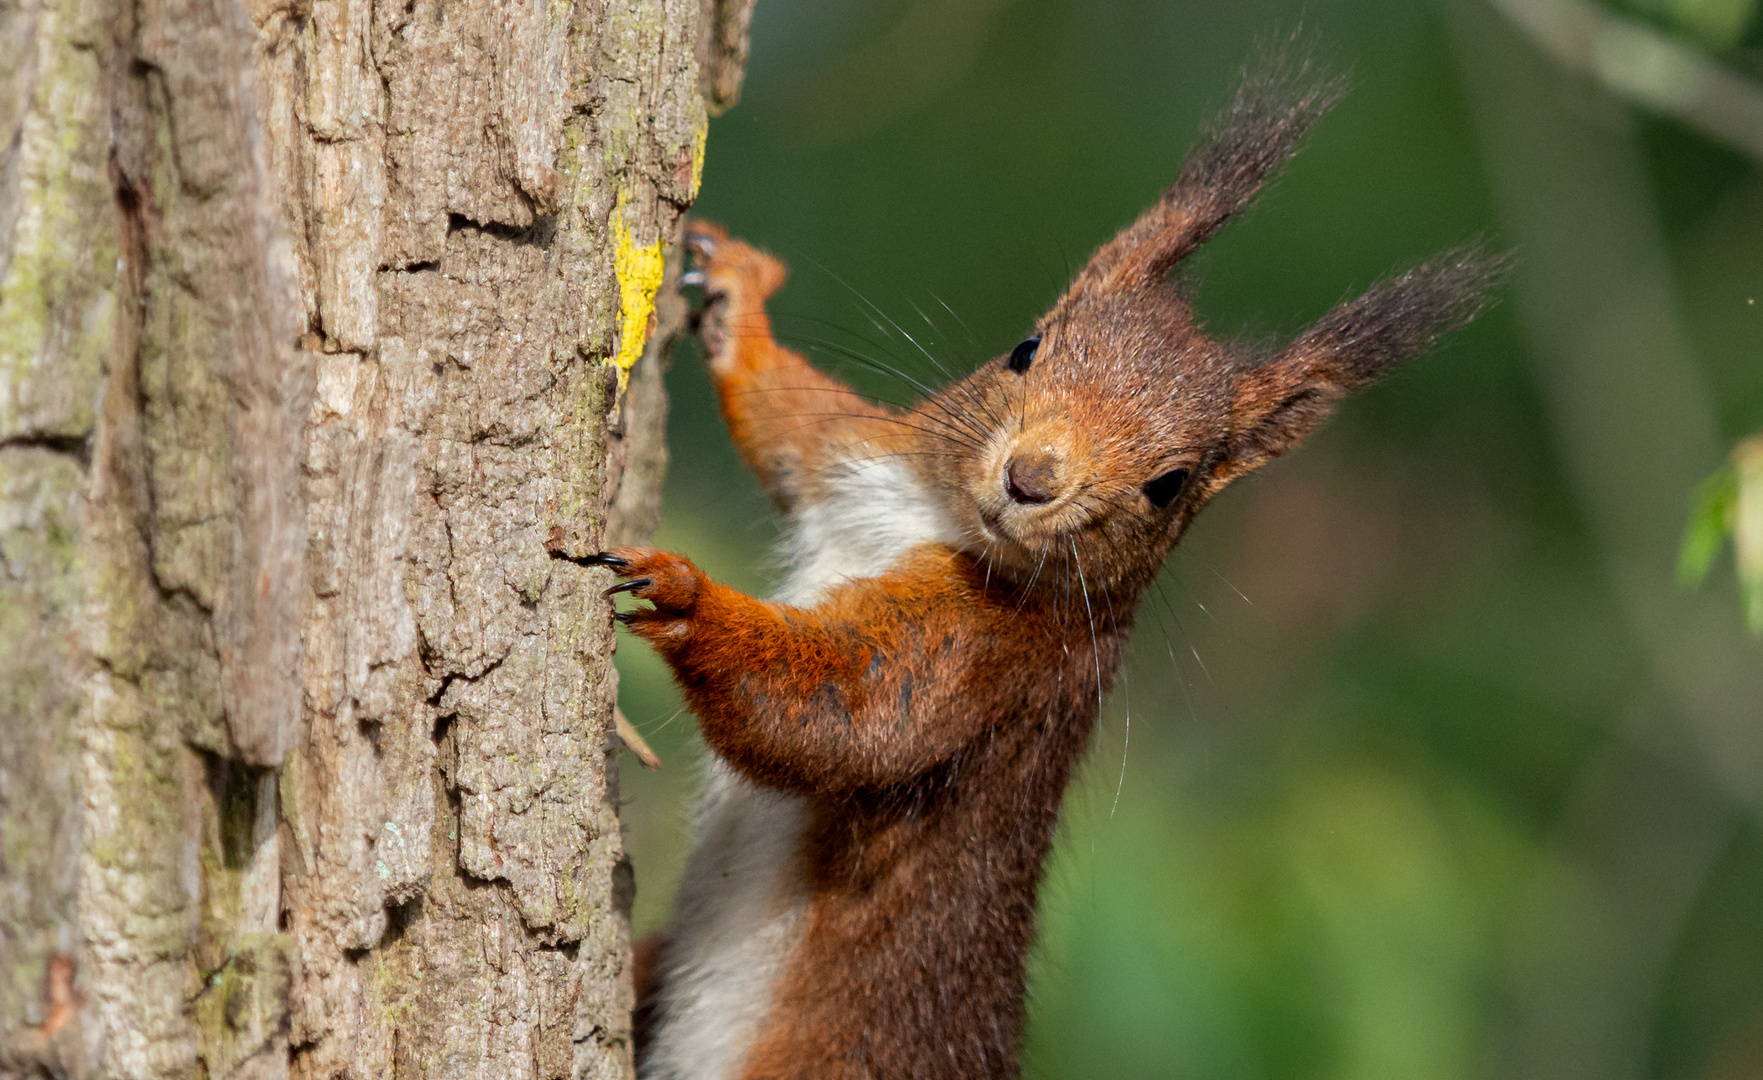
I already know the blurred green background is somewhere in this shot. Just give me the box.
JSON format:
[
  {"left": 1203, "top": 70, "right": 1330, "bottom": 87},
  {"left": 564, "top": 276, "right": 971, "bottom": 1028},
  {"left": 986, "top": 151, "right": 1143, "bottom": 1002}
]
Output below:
[{"left": 615, "top": 1, "right": 1763, "bottom": 1077}]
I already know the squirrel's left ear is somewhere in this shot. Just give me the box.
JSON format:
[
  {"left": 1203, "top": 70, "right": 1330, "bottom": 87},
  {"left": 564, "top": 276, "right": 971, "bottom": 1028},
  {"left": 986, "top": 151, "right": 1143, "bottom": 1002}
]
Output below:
[{"left": 1212, "top": 247, "right": 1504, "bottom": 485}]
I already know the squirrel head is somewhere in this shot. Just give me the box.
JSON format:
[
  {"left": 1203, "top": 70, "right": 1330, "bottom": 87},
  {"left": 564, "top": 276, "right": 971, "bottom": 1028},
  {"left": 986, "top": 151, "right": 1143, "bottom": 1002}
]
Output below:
[{"left": 919, "top": 55, "right": 1501, "bottom": 597}]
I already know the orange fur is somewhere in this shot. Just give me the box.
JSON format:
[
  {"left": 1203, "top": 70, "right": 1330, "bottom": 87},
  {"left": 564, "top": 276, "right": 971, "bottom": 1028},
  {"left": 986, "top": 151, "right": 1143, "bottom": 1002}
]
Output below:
[{"left": 611, "top": 51, "right": 1500, "bottom": 1080}]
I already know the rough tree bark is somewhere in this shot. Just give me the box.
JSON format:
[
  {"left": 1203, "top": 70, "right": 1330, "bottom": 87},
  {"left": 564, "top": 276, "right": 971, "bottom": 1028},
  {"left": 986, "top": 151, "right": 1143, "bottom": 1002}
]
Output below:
[{"left": 0, "top": 0, "right": 754, "bottom": 1076}]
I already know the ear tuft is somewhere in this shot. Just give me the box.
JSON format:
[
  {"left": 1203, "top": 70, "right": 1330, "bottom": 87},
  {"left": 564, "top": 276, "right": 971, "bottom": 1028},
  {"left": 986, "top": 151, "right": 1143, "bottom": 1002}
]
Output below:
[
  {"left": 1172, "top": 40, "right": 1348, "bottom": 251},
  {"left": 1215, "top": 243, "right": 1507, "bottom": 483},
  {"left": 1066, "top": 36, "right": 1347, "bottom": 301},
  {"left": 1284, "top": 243, "right": 1507, "bottom": 391}
]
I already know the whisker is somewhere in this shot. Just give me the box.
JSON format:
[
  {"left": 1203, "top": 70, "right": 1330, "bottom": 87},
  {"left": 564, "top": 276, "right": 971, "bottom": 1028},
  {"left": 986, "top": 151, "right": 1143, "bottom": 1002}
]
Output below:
[
  {"left": 902, "top": 296, "right": 961, "bottom": 381},
  {"left": 929, "top": 291, "right": 983, "bottom": 350},
  {"left": 1068, "top": 537, "right": 1105, "bottom": 718},
  {"left": 1012, "top": 540, "right": 1053, "bottom": 619},
  {"left": 717, "top": 381, "right": 917, "bottom": 414},
  {"left": 766, "top": 310, "right": 922, "bottom": 362},
  {"left": 1095, "top": 583, "right": 1130, "bottom": 817},
  {"left": 759, "top": 416, "right": 982, "bottom": 454},
  {"left": 714, "top": 399, "right": 984, "bottom": 454},
  {"left": 893, "top": 296, "right": 1009, "bottom": 433},
  {"left": 1151, "top": 577, "right": 1215, "bottom": 689},
  {"left": 1200, "top": 557, "right": 1255, "bottom": 607},
  {"left": 764, "top": 330, "right": 1000, "bottom": 449},
  {"left": 714, "top": 371, "right": 992, "bottom": 454},
  {"left": 783, "top": 261, "right": 1014, "bottom": 447},
  {"left": 1141, "top": 580, "right": 1204, "bottom": 731}
]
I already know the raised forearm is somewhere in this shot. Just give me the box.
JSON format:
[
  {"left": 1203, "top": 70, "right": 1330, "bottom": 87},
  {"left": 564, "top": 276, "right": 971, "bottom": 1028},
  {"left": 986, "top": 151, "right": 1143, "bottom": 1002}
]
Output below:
[{"left": 687, "top": 224, "right": 897, "bottom": 507}]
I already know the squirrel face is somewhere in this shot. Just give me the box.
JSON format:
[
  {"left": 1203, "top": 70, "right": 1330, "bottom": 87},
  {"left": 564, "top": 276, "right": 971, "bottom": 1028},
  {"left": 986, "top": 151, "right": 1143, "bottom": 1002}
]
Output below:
[{"left": 929, "top": 282, "right": 1257, "bottom": 595}]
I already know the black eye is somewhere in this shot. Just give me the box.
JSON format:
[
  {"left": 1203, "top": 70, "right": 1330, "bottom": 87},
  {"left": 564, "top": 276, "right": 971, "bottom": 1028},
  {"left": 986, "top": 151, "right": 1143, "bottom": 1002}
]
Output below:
[
  {"left": 1006, "top": 336, "right": 1040, "bottom": 374},
  {"left": 1144, "top": 467, "right": 1189, "bottom": 509}
]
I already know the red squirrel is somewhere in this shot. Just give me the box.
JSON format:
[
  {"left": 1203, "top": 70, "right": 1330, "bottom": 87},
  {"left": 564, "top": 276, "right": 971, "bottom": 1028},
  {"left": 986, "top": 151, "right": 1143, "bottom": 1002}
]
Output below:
[{"left": 590, "top": 54, "right": 1498, "bottom": 1080}]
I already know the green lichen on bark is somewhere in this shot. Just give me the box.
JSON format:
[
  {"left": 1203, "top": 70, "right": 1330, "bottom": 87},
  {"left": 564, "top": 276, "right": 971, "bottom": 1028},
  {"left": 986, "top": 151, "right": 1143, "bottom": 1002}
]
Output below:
[{"left": 0, "top": 0, "right": 116, "bottom": 443}]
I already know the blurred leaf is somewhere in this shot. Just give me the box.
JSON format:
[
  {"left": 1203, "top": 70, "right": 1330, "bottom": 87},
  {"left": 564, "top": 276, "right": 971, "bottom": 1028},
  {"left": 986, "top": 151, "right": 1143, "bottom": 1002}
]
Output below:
[
  {"left": 1680, "top": 461, "right": 1739, "bottom": 587},
  {"left": 1679, "top": 434, "right": 1763, "bottom": 635}
]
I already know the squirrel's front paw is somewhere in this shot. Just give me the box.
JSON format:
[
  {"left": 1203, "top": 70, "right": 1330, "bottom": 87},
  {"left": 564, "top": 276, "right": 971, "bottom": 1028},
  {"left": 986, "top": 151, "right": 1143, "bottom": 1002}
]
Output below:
[
  {"left": 588, "top": 547, "right": 706, "bottom": 643},
  {"left": 680, "top": 222, "right": 787, "bottom": 362}
]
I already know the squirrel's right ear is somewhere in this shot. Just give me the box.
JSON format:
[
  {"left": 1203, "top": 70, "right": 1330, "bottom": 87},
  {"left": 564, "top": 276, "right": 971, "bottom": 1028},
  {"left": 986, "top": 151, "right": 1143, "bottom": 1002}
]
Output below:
[
  {"left": 1064, "top": 48, "right": 1345, "bottom": 303},
  {"left": 1212, "top": 246, "right": 1505, "bottom": 485}
]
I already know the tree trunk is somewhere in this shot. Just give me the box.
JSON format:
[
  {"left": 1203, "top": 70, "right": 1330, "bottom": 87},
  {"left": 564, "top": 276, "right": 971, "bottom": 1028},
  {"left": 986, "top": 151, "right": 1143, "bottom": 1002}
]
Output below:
[{"left": 0, "top": 0, "right": 752, "bottom": 1076}]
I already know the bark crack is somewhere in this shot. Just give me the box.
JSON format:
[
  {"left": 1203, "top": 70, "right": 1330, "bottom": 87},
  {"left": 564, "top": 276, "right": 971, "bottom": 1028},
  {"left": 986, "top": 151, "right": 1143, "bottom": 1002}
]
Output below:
[
  {"left": 445, "top": 212, "right": 557, "bottom": 249},
  {"left": 0, "top": 431, "right": 93, "bottom": 464}
]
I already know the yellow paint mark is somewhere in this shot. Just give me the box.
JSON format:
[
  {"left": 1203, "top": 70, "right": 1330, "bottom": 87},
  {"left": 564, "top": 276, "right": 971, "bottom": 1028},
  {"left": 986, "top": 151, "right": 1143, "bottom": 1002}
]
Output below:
[
  {"left": 691, "top": 119, "right": 708, "bottom": 199},
  {"left": 609, "top": 190, "right": 665, "bottom": 395}
]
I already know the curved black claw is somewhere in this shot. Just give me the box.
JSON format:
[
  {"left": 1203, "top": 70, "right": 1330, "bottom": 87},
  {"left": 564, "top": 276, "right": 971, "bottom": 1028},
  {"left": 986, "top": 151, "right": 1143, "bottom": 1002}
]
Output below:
[
  {"left": 605, "top": 577, "right": 652, "bottom": 597},
  {"left": 613, "top": 610, "right": 636, "bottom": 624},
  {"left": 580, "top": 552, "right": 630, "bottom": 569}
]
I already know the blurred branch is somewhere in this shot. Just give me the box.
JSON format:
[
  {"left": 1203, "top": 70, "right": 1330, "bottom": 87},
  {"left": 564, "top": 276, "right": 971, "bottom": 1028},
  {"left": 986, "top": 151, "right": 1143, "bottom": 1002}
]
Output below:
[{"left": 1490, "top": 0, "right": 1763, "bottom": 162}]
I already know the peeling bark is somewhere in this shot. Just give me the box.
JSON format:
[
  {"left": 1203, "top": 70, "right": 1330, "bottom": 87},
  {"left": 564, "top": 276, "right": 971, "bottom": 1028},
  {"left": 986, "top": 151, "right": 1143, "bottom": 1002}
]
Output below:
[{"left": 0, "top": 0, "right": 744, "bottom": 1075}]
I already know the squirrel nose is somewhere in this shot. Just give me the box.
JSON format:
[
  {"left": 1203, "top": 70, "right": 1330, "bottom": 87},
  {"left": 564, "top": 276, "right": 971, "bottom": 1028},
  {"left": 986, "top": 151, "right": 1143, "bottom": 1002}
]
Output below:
[{"left": 1005, "top": 456, "right": 1060, "bottom": 505}]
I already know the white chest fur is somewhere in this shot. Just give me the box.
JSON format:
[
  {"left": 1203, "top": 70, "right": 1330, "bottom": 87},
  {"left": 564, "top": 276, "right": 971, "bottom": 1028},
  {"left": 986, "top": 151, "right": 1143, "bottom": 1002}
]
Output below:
[{"left": 638, "top": 455, "right": 958, "bottom": 1080}]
